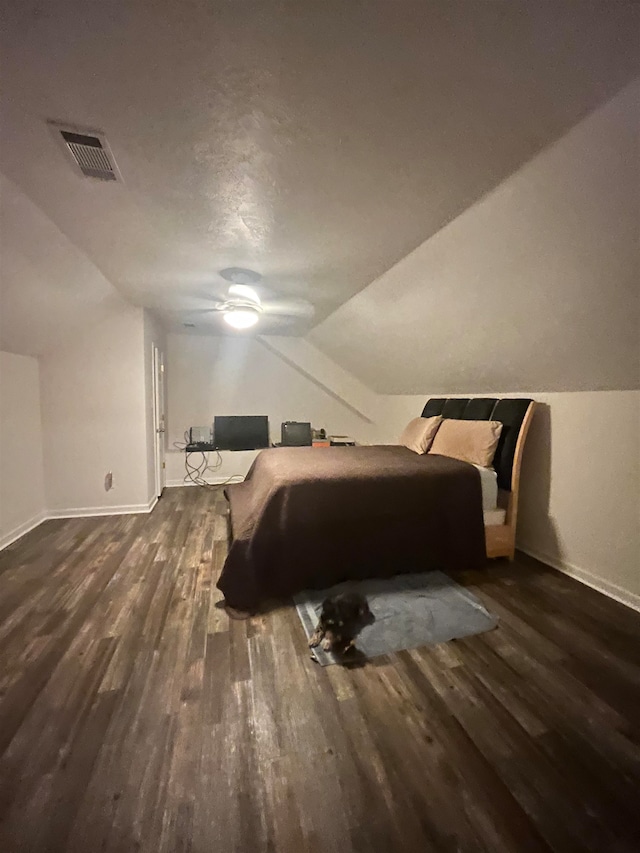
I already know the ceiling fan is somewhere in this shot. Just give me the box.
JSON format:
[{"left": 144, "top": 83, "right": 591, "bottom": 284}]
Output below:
[{"left": 191, "top": 269, "right": 315, "bottom": 330}]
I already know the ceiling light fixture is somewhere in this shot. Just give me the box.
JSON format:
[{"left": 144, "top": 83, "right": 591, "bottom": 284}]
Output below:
[{"left": 223, "top": 306, "right": 260, "bottom": 329}]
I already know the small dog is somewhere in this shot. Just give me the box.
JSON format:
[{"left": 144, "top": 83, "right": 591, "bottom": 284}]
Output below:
[{"left": 309, "top": 591, "right": 374, "bottom": 655}]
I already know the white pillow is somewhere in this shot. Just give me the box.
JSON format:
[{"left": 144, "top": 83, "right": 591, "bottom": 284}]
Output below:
[{"left": 399, "top": 416, "right": 443, "bottom": 454}]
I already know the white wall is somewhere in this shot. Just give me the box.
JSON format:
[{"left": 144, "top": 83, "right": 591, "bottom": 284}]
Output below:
[
  {"left": 0, "top": 351, "right": 46, "bottom": 546},
  {"left": 517, "top": 391, "right": 639, "bottom": 608},
  {"left": 165, "top": 333, "right": 378, "bottom": 484},
  {"left": 376, "top": 390, "right": 640, "bottom": 609},
  {"left": 40, "top": 302, "right": 150, "bottom": 514}
]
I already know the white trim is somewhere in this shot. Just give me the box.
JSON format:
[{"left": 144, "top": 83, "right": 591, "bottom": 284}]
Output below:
[
  {"left": 151, "top": 344, "right": 166, "bottom": 498},
  {"left": 47, "top": 494, "right": 158, "bottom": 519},
  {"left": 518, "top": 543, "right": 640, "bottom": 614},
  {"left": 166, "top": 476, "right": 244, "bottom": 488},
  {"left": 0, "top": 510, "right": 48, "bottom": 551},
  {"left": 0, "top": 496, "right": 161, "bottom": 551}
]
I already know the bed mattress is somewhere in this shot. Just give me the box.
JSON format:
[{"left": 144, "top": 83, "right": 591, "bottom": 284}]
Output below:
[
  {"left": 483, "top": 508, "right": 506, "bottom": 527},
  {"left": 472, "top": 465, "right": 506, "bottom": 526},
  {"left": 473, "top": 464, "right": 498, "bottom": 511}
]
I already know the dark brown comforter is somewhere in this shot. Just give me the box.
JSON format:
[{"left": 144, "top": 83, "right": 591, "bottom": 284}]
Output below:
[{"left": 218, "top": 445, "right": 486, "bottom": 611}]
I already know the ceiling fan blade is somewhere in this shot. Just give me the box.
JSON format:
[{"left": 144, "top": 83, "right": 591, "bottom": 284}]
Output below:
[
  {"left": 261, "top": 299, "right": 315, "bottom": 318},
  {"left": 160, "top": 294, "right": 226, "bottom": 311},
  {"left": 228, "top": 284, "right": 261, "bottom": 305}
]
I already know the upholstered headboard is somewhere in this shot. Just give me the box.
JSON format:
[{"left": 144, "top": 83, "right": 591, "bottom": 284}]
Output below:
[{"left": 421, "top": 397, "right": 533, "bottom": 492}]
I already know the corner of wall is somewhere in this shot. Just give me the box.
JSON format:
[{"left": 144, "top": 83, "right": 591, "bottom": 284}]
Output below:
[{"left": 0, "top": 350, "right": 47, "bottom": 547}]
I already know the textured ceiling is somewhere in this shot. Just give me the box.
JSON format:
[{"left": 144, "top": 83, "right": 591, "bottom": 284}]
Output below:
[{"left": 1, "top": 0, "right": 639, "bottom": 349}]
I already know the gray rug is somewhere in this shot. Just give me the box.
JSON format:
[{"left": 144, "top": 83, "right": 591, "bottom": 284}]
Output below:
[{"left": 293, "top": 571, "right": 497, "bottom": 666}]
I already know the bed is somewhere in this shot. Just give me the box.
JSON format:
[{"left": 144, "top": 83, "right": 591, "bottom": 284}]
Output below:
[
  {"left": 217, "top": 397, "right": 535, "bottom": 612},
  {"left": 420, "top": 397, "right": 535, "bottom": 559}
]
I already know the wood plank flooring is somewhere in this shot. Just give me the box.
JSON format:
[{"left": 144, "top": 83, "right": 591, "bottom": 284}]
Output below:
[{"left": 0, "top": 486, "right": 639, "bottom": 852}]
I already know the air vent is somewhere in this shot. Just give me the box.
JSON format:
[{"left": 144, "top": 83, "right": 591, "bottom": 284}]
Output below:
[{"left": 48, "top": 121, "right": 123, "bottom": 182}]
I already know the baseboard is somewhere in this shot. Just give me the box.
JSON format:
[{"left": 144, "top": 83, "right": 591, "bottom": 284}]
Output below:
[
  {"left": 166, "top": 476, "right": 244, "bottom": 487},
  {"left": 518, "top": 542, "right": 640, "bottom": 614},
  {"left": 0, "top": 496, "right": 162, "bottom": 552},
  {"left": 47, "top": 495, "right": 158, "bottom": 519},
  {"left": 0, "top": 510, "right": 48, "bottom": 551}
]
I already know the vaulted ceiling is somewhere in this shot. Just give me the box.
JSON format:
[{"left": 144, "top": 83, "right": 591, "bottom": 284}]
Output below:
[
  {"left": 1, "top": 0, "right": 638, "bottom": 359},
  {"left": 310, "top": 80, "right": 640, "bottom": 393},
  {"left": 0, "top": 174, "right": 128, "bottom": 357},
  {"left": 0, "top": 0, "right": 639, "bottom": 346}
]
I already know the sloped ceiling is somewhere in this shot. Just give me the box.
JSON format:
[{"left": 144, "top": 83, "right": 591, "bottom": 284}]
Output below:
[
  {"left": 1, "top": 0, "right": 639, "bottom": 352},
  {"left": 310, "top": 81, "right": 640, "bottom": 393},
  {"left": 0, "top": 174, "right": 127, "bottom": 357}
]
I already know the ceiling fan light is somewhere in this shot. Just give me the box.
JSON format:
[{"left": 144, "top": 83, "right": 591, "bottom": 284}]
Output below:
[{"left": 223, "top": 307, "right": 259, "bottom": 329}]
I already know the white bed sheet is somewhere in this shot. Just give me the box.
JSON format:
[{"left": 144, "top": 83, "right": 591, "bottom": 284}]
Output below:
[
  {"left": 483, "top": 508, "right": 506, "bottom": 527},
  {"left": 473, "top": 464, "right": 498, "bottom": 511}
]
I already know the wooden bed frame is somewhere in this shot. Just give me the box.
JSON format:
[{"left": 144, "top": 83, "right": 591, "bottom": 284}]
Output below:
[{"left": 484, "top": 401, "right": 535, "bottom": 560}]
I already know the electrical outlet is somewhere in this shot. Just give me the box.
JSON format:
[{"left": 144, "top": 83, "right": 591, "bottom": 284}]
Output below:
[{"left": 104, "top": 472, "right": 113, "bottom": 491}]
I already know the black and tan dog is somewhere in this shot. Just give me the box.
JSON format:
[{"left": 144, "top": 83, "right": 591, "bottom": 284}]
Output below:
[{"left": 309, "top": 591, "right": 374, "bottom": 655}]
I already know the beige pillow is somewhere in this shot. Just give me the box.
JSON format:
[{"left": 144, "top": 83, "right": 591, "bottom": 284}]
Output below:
[
  {"left": 399, "top": 416, "right": 443, "bottom": 454},
  {"left": 429, "top": 419, "right": 502, "bottom": 468}
]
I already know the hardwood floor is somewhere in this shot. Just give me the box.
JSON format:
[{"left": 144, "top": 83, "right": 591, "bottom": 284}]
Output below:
[{"left": 1, "top": 486, "right": 639, "bottom": 852}]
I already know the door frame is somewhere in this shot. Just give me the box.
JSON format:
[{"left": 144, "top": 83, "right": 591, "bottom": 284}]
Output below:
[{"left": 152, "top": 344, "right": 166, "bottom": 498}]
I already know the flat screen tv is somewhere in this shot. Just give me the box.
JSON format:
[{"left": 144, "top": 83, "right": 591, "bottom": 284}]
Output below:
[
  {"left": 281, "top": 421, "right": 312, "bottom": 446},
  {"left": 213, "top": 415, "right": 270, "bottom": 451}
]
